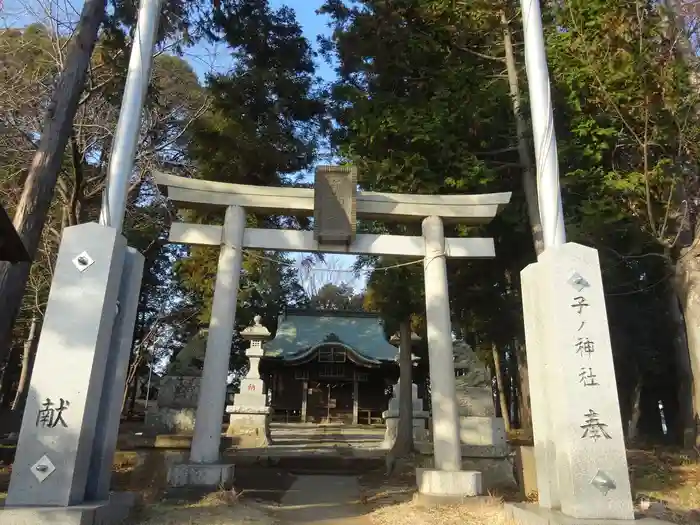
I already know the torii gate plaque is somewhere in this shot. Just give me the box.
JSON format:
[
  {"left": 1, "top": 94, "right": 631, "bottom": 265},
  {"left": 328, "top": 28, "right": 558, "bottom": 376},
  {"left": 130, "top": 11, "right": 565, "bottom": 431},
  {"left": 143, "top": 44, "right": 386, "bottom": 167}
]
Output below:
[{"left": 314, "top": 165, "right": 357, "bottom": 246}]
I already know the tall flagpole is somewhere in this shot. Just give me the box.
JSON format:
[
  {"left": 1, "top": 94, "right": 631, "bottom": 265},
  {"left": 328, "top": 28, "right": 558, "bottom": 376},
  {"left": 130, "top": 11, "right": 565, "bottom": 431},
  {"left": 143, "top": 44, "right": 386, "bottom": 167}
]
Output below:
[
  {"left": 99, "top": 0, "right": 163, "bottom": 232},
  {"left": 520, "top": 0, "right": 566, "bottom": 250}
]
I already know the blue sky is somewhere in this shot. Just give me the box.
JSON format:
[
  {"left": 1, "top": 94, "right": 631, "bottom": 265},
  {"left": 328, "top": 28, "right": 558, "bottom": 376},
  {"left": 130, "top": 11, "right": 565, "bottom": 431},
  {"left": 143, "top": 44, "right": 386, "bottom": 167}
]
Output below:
[{"left": 0, "top": 0, "right": 364, "bottom": 292}]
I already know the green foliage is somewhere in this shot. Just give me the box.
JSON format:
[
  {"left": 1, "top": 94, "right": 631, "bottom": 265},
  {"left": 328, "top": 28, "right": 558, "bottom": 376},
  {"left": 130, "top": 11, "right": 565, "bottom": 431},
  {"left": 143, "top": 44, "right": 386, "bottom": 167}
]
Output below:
[
  {"left": 320, "top": 0, "right": 510, "bottom": 194},
  {"left": 363, "top": 261, "right": 424, "bottom": 335},
  {"left": 188, "top": 0, "right": 325, "bottom": 185},
  {"left": 309, "top": 283, "right": 364, "bottom": 310},
  {"left": 174, "top": 0, "right": 323, "bottom": 371},
  {"left": 547, "top": 0, "right": 700, "bottom": 248}
]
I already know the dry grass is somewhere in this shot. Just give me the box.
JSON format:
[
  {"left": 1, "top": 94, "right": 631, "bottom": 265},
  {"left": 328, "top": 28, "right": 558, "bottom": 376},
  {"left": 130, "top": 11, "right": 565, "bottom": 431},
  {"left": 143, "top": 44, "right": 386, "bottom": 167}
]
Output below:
[
  {"left": 131, "top": 491, "right": 278, "bottom": 525},
  {"left": 369, "top": 495, "right": 512, "bottom": 525},
  {"left": 101, "top": 445, "right": 700, "bottom": 525},
  {"left": 628, "top": 448, "right": 700, "bottom": 523},
  {"left": 358, "top": 455, "right": 514, "bottom": 525}
]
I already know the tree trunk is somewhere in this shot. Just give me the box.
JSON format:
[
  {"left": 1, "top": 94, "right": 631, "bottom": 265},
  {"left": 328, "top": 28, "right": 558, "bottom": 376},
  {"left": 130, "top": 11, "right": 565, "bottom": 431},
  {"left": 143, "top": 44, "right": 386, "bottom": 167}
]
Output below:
[
  {"left": 626, "top": 375, "right": 643, "bottom": 445},
  {"left": 0, "top": 0, "right": 107, "bottom": 361},
  {"left": 392, "top": 319, "right": 414, "bottom": 457},
  {"left": 502, "top": 9, "right": 544, "bottom": 257},
  {"left": 11, "top": 315, "right": 41, "bottom": 413},
  {"left": 127, "top": 362, "right": 140, "bottom": 415},
  {"left": 502, "top": 8, "right": 540, "bottom": 435},
  {"left": 672, "top": 247, "right": 700, "bottom": 448},
  {"left": 0, "top": 348, "right": 22, "bottom": 409},
  {"left": 515, "top": 340, "right": 532, "bottom": 433},
  {"left": 492, "top": 342, "right": 511, "bottom": 432}
]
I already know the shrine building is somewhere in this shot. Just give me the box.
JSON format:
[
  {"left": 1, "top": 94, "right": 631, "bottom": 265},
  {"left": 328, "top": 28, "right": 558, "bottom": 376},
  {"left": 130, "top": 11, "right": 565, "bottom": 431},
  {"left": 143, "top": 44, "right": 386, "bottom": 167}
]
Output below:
[{"left": 260, "top": 309, "right": 400, "bottom": 425}]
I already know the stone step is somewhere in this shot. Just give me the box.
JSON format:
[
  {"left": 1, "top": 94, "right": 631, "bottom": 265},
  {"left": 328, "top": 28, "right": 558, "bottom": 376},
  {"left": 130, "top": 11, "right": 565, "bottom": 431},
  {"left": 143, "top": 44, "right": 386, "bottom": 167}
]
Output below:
[{"left": 230, "top": 454, "right": 384, "bottom": 475}]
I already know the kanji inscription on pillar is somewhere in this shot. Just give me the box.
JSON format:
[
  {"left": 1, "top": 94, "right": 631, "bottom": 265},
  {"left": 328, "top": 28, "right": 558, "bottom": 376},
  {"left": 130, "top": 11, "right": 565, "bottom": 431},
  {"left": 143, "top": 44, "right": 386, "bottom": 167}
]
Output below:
[
  {"left": 313, "top": 165, "right": 357, "bottom": 245},
  {"left": 535, "top": 243, "right": 634, "bottom": 519}
]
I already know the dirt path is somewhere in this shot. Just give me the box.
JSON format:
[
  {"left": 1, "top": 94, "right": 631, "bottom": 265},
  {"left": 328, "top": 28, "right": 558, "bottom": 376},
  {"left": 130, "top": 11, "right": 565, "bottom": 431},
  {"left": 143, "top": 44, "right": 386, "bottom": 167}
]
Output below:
[{"left": 273, "top": 475, "right": 372, "bottom": 524}]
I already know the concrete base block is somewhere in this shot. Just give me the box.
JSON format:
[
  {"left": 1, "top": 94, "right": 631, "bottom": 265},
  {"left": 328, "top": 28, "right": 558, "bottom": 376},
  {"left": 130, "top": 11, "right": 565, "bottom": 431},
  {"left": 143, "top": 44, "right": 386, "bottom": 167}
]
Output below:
[
  {"left": 416, "top": 468, "right": 482, "bottom": 497},
  {"left": 0, "top": 491, "right": 136, "bottom": 525},
  {"left": 167, "top": 463, "right": 235, "bottom": 488},
  {"left": 506, "top": 503, "right": 671, "bottom": 525},
  {"left": 226, "top": 411, "right": 271, "bottom": 447}
]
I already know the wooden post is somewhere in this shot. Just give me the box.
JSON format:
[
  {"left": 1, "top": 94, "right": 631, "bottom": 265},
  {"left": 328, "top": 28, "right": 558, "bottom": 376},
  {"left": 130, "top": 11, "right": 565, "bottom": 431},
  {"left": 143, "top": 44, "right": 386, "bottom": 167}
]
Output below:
[
  {"left": 301, "top": 380, "right": 308, "bottom": 423},
  {"left": 353, "top": 377, "right": 359, "bottom": 425}
]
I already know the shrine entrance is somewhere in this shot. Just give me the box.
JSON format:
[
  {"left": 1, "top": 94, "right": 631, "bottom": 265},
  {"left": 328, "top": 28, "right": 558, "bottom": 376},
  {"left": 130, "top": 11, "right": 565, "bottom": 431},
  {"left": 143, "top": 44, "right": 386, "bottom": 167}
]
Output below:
[
  {"left": 155, "top": 165, "right": 510, "bottom": 471},
  {"left": 306, "top": 381, "right": 352, "bottom": 423}
]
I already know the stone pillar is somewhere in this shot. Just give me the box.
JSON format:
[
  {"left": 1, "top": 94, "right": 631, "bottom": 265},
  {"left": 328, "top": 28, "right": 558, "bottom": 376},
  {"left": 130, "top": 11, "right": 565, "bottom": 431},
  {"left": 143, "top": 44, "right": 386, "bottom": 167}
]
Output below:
[
  {"left": 518, "top": 243, "right": 633, "bottom": 519},
  {"left": 416, "top": 216, "right": 481, "bottom": 499},
  {"left": 520, "top": 266, "right": 559, "bottom": 509},
  {"left": 87, "top": 248, "right": 144, "bottom": 501},
  {"left": 353, "top": 378, "right": 359, "bottom": 425},
  {"left": 169, "top": 206, "right": 243, "bottom": 488},
  {"left": 190, "top": 205, "right": 245, "bottom": 463},
  {"left": 301, "top": 380, "right": 308, "bottom": 423},
  {"left": 421, "top": 216, "right": 461, "bottom": 471},
  {"left": 6, "top": 224, "right": 126, "bottom": 508},
  {"left": 226, "top": 316, "right": 273, "bottom": 447}
]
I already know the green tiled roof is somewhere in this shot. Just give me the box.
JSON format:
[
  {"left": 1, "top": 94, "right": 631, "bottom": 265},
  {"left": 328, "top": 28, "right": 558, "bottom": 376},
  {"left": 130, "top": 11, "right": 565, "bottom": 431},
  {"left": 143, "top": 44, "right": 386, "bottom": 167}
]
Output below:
[{"left": 263, "top": 311, "right": 399, "bottom": 363}]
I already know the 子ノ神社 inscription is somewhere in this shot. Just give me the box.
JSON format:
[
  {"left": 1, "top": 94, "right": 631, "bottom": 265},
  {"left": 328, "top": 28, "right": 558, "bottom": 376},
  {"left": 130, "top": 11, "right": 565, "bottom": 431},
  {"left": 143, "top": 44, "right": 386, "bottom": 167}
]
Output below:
[
  {"left": 569, "top": 289, "right": 612, "bottom": 442},
  {"left": 314, "top": 165, "right": 357, "bottom": 245}
]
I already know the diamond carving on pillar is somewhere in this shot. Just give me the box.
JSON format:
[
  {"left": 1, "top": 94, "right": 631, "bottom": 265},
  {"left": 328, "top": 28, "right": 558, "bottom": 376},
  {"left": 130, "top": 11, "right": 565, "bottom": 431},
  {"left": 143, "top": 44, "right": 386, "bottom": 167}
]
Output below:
[
  {"left": 567, "top": 271, "right": 590, "bottom": 292},
  {"left": 72, "top": 251, "right": 95, "bottom": 273},
  {"left": 31, "top": 454, "right": 56, "bottom": 483}
]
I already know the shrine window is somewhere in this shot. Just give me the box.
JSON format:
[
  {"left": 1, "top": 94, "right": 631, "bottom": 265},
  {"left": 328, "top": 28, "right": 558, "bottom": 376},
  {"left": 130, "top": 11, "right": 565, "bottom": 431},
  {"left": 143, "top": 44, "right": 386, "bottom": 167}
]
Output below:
[
  {"left": 318, "top": 346, "right": 347, "bottom": 363},
  {"left": 319, "top": 364, "right": 346, "bottom": 378}
]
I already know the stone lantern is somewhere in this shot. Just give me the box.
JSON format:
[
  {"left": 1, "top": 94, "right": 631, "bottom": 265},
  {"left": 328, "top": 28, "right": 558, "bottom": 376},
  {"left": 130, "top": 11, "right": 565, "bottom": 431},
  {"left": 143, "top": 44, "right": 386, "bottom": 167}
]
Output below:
[{"left": 225, "top": 315, "right": 273, "bottom": 447}]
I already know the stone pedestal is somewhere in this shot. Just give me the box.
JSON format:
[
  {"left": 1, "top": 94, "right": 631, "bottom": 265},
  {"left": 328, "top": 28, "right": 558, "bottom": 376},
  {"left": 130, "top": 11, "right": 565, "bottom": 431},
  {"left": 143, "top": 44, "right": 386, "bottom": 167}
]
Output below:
[
  {"left": 452, "top": 341, "right": 514, "bottom": 490},
  {"left": 226, "top": 406, "right": 272, "bottom": 448},
  {"left": 224, "top": 316, "right": 272, "bottom": 448},
  {"left": 146, "top": 376, "right": 200, "bottom": 434},
  {"left": 381, "top": 380, "right": 429, "bottom": 448},
  {"left": 167, "top": 463, "right": 234, "bottom": 489}
]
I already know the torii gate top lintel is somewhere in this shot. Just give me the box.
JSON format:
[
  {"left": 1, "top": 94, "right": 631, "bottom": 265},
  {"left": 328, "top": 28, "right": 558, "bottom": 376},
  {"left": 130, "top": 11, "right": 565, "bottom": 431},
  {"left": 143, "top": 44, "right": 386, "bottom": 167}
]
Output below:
[{"left": 153, "top": 169, "right": 511, "bottom": 226}]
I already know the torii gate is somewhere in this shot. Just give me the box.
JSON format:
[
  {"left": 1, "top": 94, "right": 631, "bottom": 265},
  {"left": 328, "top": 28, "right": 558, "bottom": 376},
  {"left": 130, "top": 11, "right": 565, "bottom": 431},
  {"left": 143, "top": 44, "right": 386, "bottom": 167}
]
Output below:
[{"left": 155, "top": 166, "right": 510, "bottom": 494}]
